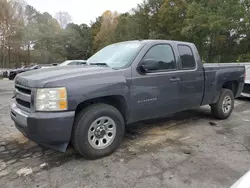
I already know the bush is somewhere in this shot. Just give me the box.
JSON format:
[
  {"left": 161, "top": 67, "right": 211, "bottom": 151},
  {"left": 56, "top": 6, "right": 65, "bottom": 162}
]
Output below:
[{"left": 238, "top": 54, "right": 250, "bottom": 62}]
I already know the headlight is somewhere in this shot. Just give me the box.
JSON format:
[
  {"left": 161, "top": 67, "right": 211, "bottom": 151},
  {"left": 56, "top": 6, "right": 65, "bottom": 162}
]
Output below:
[{"left": 35, "top": 87, "right": 68, "bottom": 111}]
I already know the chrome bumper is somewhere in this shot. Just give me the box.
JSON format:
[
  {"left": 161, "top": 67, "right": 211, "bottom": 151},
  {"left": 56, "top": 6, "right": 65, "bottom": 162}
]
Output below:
[{"left": 10, "top": 103, "right": 29, "bottom": 128}]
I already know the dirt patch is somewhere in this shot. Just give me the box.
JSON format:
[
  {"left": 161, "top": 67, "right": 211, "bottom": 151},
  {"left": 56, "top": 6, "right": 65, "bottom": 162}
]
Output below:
[
  {"left": 215, "top": 127, "right": 234, "bottom": 135},
  {"left": 243, "top": 136, "right": 250, "bottom": 152}
]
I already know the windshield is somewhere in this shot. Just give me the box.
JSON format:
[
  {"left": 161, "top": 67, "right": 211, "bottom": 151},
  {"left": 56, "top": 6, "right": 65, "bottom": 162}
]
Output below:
[{"left": 87, "top": 42, "right": 144, "bottom": 69}]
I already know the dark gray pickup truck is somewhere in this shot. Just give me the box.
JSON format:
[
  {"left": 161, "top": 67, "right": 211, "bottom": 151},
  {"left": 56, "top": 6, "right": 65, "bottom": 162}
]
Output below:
[{"left": 10, "top": 40, "right": 245, "bottom": 159}]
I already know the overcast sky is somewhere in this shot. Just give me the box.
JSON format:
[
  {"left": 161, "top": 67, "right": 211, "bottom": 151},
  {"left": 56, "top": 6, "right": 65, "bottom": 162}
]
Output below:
[{"left": 25, "top": 0, "right": 144, "bottom": 25}]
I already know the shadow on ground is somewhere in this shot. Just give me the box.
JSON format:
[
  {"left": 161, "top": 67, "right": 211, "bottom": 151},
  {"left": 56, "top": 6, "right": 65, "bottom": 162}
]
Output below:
[{"left": 1, "top": 107, "right": 214, "bottom": 173}]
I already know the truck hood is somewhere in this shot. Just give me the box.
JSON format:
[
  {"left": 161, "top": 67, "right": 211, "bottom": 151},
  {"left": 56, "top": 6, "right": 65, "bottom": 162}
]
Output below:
[{"left": 15, "top": 65, "right": 115, "bottom": 88}]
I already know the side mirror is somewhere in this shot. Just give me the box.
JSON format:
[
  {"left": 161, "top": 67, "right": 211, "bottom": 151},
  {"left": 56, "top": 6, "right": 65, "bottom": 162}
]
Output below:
[{"left": 139, "top": 59, "right": 159, "bottom": 73}]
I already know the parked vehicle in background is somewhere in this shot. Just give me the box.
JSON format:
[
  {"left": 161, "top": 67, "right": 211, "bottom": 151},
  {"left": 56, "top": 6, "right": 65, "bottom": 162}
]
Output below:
[
  {"left": 0, "top": 70, "right": 3, "bottom": 78},
  {"left": 58, "top": 60, "right": 86, "bottom": 66},
  {"left": 2, "top": 70, "right": 8, "bottom": 78},
  {"left": 9, "top": 65, "right": 41, "bottom": 80},
  {"left": 241, "top": 65, "right": 250, "bottom": 97},
  {"left": 10, "top": 40, "right": 245, "bottom": 159},
  {"left": 231, "top": 170, "right": 250, "bottom": 188}
]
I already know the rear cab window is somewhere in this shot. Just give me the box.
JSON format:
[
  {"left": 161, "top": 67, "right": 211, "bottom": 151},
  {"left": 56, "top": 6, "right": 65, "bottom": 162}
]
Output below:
[{"left": 178, "top": 45, "right": 196, "bottom": 70}]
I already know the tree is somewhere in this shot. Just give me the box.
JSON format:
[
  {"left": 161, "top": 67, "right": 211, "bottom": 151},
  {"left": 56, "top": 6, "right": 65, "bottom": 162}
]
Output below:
[
  {"left": 0, "top": 0, "right": 9, "bottom": 67},
  {"left": 0, "top": 0, "right": 27, "bottom": 68},
  {"left": 23, "top": 5, "right": 39, "bottom": 64},
  {"left": 131, "top": 2, "right": 151, "bottom": 39},
  {"left": 158, "top": 0, "right": 188, "bottom": 40},
  {"left": 55, "top": 11, "right": 72, "bottom": 29},
  {"left": 182, "top": 0, "right": 247, "bottom": 62},
  {"left": 114, "top": 13, "right": 139, "bottom": 42},
  {"left": 32, "top": 12, "right": 62, "bottom": 63},
  {"left": 62, "top": 23, "right": 92, "bottom": 60},
  {"left": 90, "top": 16, "right": 102, "bottom": 53},
  {"left": 1, "top": 0, "right": 250, "bottom": 68},
  {"left": 93, "top": 10, "right": 119, "bottom": 51}
]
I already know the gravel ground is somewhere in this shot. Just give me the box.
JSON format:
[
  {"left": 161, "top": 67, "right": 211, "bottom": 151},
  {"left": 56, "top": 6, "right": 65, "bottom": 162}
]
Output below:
[{"left": 0, "top": 79, "right": 249, "bottom": 188}]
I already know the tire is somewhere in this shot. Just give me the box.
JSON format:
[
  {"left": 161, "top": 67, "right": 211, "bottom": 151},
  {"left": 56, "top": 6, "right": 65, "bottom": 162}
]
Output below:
[
  {"left": 9, "top": 74, "right": 16, "bottom": 80},
  {"left": 211, "top": 89, "right": 234, "bottom": 120},
  {"left": 72, "top": 103, "right": 125, "bottom": 159}
]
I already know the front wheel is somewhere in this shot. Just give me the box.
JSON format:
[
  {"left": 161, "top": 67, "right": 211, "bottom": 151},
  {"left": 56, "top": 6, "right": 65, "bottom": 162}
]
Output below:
[
  {"left": 72, "top": 103, "right": 125, "bottom": 159},
  {"left": 211, "top": 89, "right": 234, "bottom": 120}
]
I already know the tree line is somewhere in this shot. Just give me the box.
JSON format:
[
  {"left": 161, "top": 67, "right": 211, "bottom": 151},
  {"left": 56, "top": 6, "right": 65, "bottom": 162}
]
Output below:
[{"left": 1, "top": 0, "right": 250, "bottom": 68}]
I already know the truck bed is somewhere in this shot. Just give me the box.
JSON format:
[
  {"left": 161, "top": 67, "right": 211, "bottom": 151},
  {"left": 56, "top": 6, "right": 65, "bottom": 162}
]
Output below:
[
  {"left": 201, "top": 63, "right": 245, "bottom": 105},
  {"left": 203, "top": 63, "right": 245, "bottom": 69}
]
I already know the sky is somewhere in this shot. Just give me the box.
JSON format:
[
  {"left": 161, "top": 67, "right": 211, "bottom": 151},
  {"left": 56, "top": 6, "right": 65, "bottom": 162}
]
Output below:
[{"left": 25, "top": 0, "right": 144, "bottom": 25}]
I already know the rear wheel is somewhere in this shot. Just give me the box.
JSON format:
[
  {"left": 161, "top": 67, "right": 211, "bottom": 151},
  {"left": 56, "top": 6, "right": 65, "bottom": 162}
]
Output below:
[
  {"left": 211, "top": 89, "right": 234, "bottom": 119},
  {"left": 72, "top": 103, "right": 125, "bottom": 159}
]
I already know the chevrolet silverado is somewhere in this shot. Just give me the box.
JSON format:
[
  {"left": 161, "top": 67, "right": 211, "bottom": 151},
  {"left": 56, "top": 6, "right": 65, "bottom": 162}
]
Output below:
[{"left": 10, "top": 40, "right": 245, "bottom": 159}]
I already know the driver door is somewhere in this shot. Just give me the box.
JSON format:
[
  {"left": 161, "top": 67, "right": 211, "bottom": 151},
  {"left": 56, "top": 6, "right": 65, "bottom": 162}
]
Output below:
[{"left": 130, "top": 44, "right": 183, "bottom": 121}]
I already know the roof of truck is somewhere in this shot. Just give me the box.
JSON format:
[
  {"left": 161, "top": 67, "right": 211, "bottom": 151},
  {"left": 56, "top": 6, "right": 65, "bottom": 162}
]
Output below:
[{"left": 117, "top": 39, "right": 194, "bottom": 46}]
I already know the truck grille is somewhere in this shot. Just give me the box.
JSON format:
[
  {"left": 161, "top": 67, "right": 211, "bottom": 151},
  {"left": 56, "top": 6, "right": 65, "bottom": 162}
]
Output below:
[
  {"left": 15, "top": 85, "right": 31, "bottom": 95},
  {"left": 15, "top": 84, "right": 32, "bottom": 112}
]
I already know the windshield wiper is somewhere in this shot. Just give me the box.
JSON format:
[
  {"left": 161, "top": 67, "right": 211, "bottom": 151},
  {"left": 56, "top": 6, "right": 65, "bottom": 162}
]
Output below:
[
  {"left": 88, "top": 62, "right": 117, "bottom": 70},
  {"left": 89, "top": 62, "right": 109, "bottom": 67}
]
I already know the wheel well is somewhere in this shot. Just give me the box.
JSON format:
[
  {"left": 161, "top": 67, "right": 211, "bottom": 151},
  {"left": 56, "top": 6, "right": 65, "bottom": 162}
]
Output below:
[
  {"left": 75, "top": 95, "right": 128, "bottom": 122},
  {"left": 222, "top": 81, "right": 238, "bottom": 96}
]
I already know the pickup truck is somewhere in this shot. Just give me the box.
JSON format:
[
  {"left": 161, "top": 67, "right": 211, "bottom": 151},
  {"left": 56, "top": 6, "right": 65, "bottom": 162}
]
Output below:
[{"left": 10, "top": 40, "right": 245, "bottom": 159}]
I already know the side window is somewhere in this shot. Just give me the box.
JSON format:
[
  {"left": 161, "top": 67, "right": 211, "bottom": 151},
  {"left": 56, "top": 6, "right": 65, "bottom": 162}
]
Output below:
[
  {"left": 178, "top": 45, "right": 196, "bottom": 69},
  {"left": 143, "top": 44, "right": 176, "bottom": 71}
]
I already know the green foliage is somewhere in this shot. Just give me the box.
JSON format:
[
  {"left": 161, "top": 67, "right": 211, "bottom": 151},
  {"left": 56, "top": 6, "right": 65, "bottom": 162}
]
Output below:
[
  {"left": 62, "top": 23, "right": 92, "bottom": 60},
  {"left": 92, "top": 11, "right": 119, "bottom": 51},
  {"left": 114, "top": 13, "right": 139, "bottom": 42},
  {"left": 238, "top": 54, "right": 250, "bottom": 62},
  {"left": 1, "top": 0, "right": 250, "bottom": 68}
]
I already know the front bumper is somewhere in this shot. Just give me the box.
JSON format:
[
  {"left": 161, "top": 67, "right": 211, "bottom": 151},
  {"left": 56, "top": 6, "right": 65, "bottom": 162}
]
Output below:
[{"left": 10, "top": 103, "right": 75, "bottom": 152}]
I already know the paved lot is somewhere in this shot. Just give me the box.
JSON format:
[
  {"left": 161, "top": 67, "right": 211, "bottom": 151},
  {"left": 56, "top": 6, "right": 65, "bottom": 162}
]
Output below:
[{"left": 0, "top": 79, "right": 249, "bottom": 188}]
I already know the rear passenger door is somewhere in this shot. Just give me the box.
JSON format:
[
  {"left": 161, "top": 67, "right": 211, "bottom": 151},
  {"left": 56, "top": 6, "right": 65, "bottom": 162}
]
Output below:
[{"left": 177, "top": 45, "right": 204, "bottom": 110}]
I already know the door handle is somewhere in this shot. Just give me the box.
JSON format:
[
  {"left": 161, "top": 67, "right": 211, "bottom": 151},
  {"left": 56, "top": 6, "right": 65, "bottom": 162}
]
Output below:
[{"left": 170, "top": 77, "right": 181, "bottom": 82}]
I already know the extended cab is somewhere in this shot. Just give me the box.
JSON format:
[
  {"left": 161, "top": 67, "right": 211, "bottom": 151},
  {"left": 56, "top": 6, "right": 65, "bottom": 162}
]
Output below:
[{"left": 10, "top": 40, "right": 245, "bottom": 159}]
